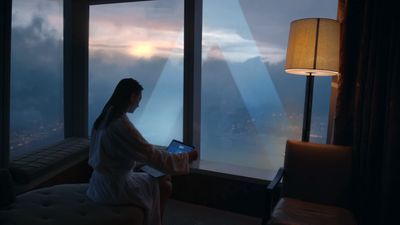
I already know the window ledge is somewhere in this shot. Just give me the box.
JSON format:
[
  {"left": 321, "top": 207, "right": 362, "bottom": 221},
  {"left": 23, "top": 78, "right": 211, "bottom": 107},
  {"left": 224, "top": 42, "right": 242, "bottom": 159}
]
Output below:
[{"left": 189, "top": 160, "right": 278, "bottom": 185}]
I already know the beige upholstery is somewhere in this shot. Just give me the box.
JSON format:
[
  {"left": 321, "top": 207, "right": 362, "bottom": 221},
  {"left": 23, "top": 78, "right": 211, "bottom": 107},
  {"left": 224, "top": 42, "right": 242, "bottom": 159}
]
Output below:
[
  {"left": 0, "top": 183, "right": 144, "bottom": 225},
  {"left": 267, "top": 140, "right": 356, "bottom": 225},
  {"left": 269, "top": 198, "right": 356, "bottom": 225},
  {"left": 10, "top": 138, "right": 89, "bottom": 185},
  {"left": 283, "top": 140, "right": 352, "bottom": 206}
]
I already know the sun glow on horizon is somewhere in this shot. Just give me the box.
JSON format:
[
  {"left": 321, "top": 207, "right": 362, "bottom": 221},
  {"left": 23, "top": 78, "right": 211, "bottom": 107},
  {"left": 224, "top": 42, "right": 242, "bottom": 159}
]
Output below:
[{"left": 128, "top": 42, "right": 155, "bottom": 58}]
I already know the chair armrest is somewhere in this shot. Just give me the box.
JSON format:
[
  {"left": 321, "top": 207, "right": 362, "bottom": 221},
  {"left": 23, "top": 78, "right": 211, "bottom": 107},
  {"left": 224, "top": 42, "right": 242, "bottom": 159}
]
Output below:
[
  {"left": 267, "top": 167, "right": 284, "bottom": 191},
  {"left": 262, "top": 167, "right": 284, "bottom": 225}
]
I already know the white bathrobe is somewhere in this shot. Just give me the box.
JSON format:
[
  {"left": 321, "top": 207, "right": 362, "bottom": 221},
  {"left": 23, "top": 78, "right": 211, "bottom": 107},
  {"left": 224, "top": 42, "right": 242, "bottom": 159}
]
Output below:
[{"left": 86, "top": 114, "right": 190, "bottom": 225}]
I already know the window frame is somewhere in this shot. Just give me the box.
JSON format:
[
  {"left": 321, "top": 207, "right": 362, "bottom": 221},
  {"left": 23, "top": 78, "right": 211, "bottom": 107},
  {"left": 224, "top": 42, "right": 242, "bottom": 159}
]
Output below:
[
  {"left": 70, "top": 0, "right": 203, "bottom": 148},
  {"left": 0, "top": 0, "right": 12, "bottom": 169},
  {"left": 63, "top": 0, "right": 340, "bottom": 178},
  {"left": 0, "top": 0, "right": 338, "bottom": 179}
]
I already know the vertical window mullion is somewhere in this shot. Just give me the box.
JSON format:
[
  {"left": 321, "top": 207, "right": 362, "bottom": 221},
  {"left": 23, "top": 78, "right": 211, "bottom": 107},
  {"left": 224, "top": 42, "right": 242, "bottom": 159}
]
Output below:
[
  {"left": 183, "top": 0, "right": 202, "bottom": 154},
  {"left": 0, "top": 0, "right": 12, "bottom": 168},
  {"left": 64, "top": 0, "right": 89, "bottom": 138}
]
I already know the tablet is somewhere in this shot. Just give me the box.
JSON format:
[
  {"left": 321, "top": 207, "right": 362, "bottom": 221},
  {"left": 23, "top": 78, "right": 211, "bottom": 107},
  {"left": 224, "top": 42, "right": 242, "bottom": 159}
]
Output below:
[
  {"left": 140, "top": 165, "right": 167, "bottom": 178},
  {"left": 140, "top": 139, "right": 194, "bottom": 178},
  {"left": 166, "top": 139, "right": 195, "bottom": 154}
]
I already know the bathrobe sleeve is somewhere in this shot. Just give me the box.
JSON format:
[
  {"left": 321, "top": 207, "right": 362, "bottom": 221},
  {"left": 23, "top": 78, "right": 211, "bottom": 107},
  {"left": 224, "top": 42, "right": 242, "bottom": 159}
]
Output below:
[{"left": 108, "top": 115, "right": 190, "bottom": 175}]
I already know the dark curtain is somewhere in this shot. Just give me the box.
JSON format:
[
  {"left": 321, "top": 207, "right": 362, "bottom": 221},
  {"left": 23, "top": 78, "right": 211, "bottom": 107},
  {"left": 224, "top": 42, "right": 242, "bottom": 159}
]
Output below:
[{"left": 334, "top": 0, "right": 400, "bottom": 224}]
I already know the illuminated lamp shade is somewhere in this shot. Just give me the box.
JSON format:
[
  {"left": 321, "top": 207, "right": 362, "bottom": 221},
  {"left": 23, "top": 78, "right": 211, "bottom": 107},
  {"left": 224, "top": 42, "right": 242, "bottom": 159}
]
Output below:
[{"left": 284, "top": 18, "right": 339, "bottom": 142}]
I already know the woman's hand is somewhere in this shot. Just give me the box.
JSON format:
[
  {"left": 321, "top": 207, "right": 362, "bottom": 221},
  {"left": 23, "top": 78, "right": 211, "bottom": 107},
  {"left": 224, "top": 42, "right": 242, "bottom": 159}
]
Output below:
[{"left": 188, "top": 149, "right": 199, "bottom": 162}]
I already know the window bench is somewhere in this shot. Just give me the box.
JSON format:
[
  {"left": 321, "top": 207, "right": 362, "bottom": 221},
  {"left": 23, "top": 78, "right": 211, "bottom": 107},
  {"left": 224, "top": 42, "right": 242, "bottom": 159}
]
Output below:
[
  {"left": 9, "top": 138, "right": 90, "bottom": 194},
  {"left": 2, "top": 139, "right": 144, "bottom": 225},
  {"left": 0, "top": 183, "right": 144, "bottom": 225}
]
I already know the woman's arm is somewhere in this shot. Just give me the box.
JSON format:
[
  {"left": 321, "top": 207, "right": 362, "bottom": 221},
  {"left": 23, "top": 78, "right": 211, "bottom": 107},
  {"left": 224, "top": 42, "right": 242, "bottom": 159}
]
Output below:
[{"left": 111, "top": 116, "right": 192, "bottom": 175}]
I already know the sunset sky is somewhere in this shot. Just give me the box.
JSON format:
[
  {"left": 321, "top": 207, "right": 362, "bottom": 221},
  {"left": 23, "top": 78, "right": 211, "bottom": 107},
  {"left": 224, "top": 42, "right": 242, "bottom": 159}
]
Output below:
[{"left": 11, "top": 0, "right": 337, "bottom": 63}]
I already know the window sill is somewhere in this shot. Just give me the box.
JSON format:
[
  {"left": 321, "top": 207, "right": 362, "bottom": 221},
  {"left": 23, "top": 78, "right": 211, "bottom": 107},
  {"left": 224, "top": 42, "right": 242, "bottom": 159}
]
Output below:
[{"left": 189, "top": 159, "right": 278, "bottom": 185}]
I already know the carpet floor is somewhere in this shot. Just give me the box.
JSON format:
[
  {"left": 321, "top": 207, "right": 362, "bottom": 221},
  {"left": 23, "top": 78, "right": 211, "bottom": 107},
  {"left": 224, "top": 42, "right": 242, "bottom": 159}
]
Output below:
[{"left": 163, "top": 199, "right": 262, "bottom": 225}]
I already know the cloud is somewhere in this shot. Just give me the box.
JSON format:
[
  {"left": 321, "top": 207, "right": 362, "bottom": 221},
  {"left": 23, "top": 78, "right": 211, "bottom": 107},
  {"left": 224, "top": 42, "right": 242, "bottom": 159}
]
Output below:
[
  {"left": 202, "top": 28, "right": 286, "bottom": 64},
  {"left": 89, "top": 0, "right": 336, "bottom": 65},
  {"left": 10, "top": 16, "right": 63, "bottom": 131},
  {"left": 203, "top": 0, "right": 337, "bottom": 65},
  {"left": 89, "top": 2, "right": 185, "bottom": 59},
  {"left": 90, "top": 0, "right": 184, "bottom": 31},
  {"left": 12, "top": 0, "right": 63, "bottom": 37},
  {"left": 238, "top": 0, "right": 338, "bottom": 48},
  {"left": 88, "top": 50, "right": 171, "bottom": 127}
]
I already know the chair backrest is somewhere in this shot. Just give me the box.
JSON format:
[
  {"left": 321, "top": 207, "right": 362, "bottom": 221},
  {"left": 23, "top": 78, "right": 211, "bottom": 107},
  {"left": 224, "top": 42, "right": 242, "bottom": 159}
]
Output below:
[{"left": 282, "top": 140, "right": 352, "bottom": 207}]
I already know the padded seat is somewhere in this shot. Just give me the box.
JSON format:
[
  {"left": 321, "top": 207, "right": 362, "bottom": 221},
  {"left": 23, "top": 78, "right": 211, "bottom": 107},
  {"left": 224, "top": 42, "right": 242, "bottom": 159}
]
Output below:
[
  {"left": 269, "top": 198, "right": 356, "bottom": 225},
  {"left": 0, "top": 184, "right": 144, "bottom": 225},
  {"left": 10, "top": 138, "right": 89, "bottom": 185}
]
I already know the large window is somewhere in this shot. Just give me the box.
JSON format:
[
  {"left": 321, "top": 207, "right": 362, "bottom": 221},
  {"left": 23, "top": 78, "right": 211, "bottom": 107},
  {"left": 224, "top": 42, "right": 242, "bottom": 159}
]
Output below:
[
  {"left": 10, "top": 0, "right": 64, "bottom": 157},
  {"left": 2, "top": 0, "right": 340, "bottom": 179},
  {"left": 201, "top": 0, "right": 337, "bottom": 171},
  {"left": 89, "top": 0, "right": 184, "bottom": 146}
]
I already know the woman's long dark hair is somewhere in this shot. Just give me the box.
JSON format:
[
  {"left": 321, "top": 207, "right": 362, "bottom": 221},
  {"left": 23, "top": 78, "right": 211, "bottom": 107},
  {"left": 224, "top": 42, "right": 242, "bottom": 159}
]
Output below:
[{"left": 93, "top": 78, "right": 143, "bottom": 130}]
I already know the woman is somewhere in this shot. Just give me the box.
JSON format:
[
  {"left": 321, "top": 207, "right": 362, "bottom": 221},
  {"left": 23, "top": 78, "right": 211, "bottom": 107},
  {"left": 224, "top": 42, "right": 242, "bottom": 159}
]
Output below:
[{"left": 87, "top": 78, "right": 198, "bottom": 225}]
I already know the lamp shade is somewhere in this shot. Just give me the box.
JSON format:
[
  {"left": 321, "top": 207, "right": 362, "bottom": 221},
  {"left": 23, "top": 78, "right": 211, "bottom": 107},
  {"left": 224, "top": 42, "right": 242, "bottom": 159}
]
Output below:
[{"left": 285, "top": 18, "right": 339, "bottom": 76}]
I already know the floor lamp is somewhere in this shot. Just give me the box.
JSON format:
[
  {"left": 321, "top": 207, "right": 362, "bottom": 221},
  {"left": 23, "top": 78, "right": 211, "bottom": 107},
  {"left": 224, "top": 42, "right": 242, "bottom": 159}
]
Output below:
[{"left": 285, "top": 18, "right": 340, "bottom": 142}]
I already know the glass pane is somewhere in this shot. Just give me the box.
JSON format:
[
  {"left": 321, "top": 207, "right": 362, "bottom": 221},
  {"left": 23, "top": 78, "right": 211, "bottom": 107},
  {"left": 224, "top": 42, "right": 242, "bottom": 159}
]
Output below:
[
  {"left": 310, "top": 76, "right": 332, "bottom": 143},
  {"left": 201, "top": 0, "right": 337, "bottom": 171},
  {"left": 89, "top": 0, "right": 184, "bottom": 146},
  {"left": 10, "top": 0, "right": 64, "bottom": 157}
]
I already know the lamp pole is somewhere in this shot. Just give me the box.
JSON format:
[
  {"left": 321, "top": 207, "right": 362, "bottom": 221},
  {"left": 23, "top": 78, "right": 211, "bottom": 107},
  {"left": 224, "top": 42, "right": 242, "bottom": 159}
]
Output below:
[{"left": 302, "top": 73, "right": 314, "bottom": 142}]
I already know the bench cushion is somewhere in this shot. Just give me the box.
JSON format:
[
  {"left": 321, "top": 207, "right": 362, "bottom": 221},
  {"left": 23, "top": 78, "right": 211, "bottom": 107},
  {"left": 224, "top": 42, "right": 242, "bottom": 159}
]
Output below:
[
  {"left": 9, "top": 138, "right": 89, "bottom": 185},
  {"left": 269, "top": 198, "right": 356, "bottom": 225},
  {"left": 0, "top": 183, "right": 144, "bottom": 225}
]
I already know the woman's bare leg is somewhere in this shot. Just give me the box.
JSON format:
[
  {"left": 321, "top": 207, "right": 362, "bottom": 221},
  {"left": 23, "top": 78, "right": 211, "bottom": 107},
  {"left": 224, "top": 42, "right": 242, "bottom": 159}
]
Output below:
[{"left": 159, "top": 175, "right": 173, "bottom": 219}]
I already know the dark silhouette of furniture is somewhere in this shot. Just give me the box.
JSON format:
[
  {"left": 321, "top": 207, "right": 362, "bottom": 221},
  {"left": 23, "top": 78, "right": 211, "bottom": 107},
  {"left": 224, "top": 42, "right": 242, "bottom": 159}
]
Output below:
[
  {"left": 263, "top": 140, "right": 357, "bottom": 225},
  {"left": 0, "top": 184, "right": 144, "bottom": 225},
  {"left": 0, "top": 138, "right": 144, "bottom": 225}
]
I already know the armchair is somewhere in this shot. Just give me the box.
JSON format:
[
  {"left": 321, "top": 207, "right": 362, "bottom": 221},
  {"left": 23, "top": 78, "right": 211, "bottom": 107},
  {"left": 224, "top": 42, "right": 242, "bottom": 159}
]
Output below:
[{"left": 263, "top": 140, "right": 357, "bottom": 225}]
